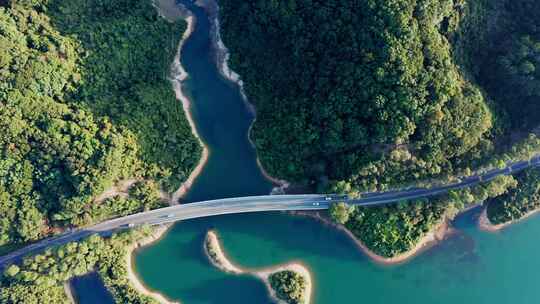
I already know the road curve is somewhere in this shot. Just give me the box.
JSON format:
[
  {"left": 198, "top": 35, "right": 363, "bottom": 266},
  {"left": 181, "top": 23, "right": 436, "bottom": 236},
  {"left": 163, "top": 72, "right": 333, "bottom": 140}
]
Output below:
[{"left": 1, "top": 156, "right": 540, "bottom": 269}]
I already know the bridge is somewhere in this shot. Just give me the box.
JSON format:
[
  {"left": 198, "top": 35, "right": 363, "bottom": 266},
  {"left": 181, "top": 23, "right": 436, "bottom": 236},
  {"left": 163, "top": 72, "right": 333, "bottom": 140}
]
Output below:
[{"left": 1, "top": 156, "right": 540, "bottom": 268}]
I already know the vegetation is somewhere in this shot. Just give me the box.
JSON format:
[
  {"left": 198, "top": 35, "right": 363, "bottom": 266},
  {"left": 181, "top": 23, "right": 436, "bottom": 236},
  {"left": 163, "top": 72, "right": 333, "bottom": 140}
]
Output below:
[
  {"left": 269, "top": 270, "right": 307, "bottom": 304},
  {"left": 332, "top": 176, "right": 517, "bottom": 257},
  {"left": 469, "top": 0, "right": 540, "bottom": 130},
  {"left": 487, "top": 168, "right": 540, "bottom": 225},
  {"left": 0, "top": 0, "right": 199, "bottom": 248},
  {"left": 219, "top": 0, "right": 540, "bottom": 256},
  {"left": 220, "top": 0, "right": 494, "bottom": 193},
  {"left": 328, "top": 202, "right": 353, "bottom": 225},
  {"left": 0, "top": 227, "right": 160, "bottom": 304}
]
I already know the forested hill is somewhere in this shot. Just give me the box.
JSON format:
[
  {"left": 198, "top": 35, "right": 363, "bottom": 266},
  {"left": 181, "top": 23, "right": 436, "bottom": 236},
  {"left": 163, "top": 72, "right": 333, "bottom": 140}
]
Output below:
[
  {"left": 220, "top": 0, "right": 540, "bottom": 256},
  {"left": 220, "top": 0, "right": 494, "bottom": 192},
  {"left": 0, "top": 0, "right": 200, "bottom": 249},
  {"left": 220, "top": 0, "right": 540, "bottom": 195}
]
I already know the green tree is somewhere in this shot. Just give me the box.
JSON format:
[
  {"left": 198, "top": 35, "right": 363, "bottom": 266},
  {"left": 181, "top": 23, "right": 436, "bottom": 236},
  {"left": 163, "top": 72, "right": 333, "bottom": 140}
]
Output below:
[{"left": 329, "top": 202, "right": 353, "bottom": 225}]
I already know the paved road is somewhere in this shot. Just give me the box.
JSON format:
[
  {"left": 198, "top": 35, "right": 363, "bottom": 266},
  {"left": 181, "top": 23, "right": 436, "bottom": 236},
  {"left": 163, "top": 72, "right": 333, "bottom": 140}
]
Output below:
[{"left": 1, "top": 156, "right": 540, "bottom": 268}]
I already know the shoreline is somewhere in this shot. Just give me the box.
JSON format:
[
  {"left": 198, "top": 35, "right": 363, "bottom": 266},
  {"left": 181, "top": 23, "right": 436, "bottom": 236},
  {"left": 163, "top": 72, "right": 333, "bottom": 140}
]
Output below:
[
  {"left": 290, "top": 211, "right": 453, "bottom": 265},
  {"left": 204, "top": 230, "right": 312, "bottom": 304},
  {"left": 94, "top": 0, "right": 209, "bottom": 206},
  {"left": 195, "top": 0, "right": 290, "bottom": 193},
  {"left": 168, "top": 11, "right": 210, "bottom": 204},
  {"left": 64, "top": 282, "right": 76, "bottom": 304},
  {"left": 122, "top": 4, "right": 204, "bottom": 302},
  {"left": 125, "top": 225, "right": 179, "bottom": 304},
  {"left": 478, "top": 205, "right": 540, "bottom": 232}
]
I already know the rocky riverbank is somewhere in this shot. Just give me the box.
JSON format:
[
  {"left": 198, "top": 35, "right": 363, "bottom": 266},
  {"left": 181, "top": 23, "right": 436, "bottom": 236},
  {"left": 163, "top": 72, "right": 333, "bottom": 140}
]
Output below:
[{"left": 194, "top": 0, "right": 290, "bottom": 193}]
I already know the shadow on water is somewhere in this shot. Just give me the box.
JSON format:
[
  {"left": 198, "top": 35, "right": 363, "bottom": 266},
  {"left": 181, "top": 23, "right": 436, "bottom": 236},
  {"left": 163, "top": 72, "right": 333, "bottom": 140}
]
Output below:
[{"left": 70, "top": 272, "right": 115, "bottom": 304}]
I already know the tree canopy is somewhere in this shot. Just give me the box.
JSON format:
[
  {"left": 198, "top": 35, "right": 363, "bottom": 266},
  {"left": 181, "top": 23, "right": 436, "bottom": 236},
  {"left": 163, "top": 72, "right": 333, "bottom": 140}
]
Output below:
[
  {"left": 0, "top": 0, "right": 200, "bottom": 248},
  {"left": 220, "top": 0, "right": 493, "bottom": 192}
]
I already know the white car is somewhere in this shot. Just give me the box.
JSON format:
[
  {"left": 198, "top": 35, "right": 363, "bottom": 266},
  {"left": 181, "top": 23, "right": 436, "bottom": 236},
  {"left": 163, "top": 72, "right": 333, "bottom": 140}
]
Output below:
[
  {"left": 325, "top": 196, "right": 332, "bottom": 201},
  {"left": 312, "top": 202, "right": 320, "bottom": 206}
]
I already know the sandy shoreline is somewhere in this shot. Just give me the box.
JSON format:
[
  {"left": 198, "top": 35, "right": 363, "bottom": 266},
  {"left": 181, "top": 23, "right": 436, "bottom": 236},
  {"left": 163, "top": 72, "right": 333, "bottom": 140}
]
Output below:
[
  {"left": 478, "top": 206, "right": 540, "bottom": 232},
  {"left": 195, "top": 0, "right": 290, "bottom": 193},
  {"left": 64, "top": 282, "right": 76, "bottom": 304},
  {"left": 125, "top": 225, "right": 179, "bottom": 304},
  {"left": 168, "top": 12, "right": 210, "bottom": 204},
  {"left": 291, "top": 211, "right": 452, "bottom": 265},
  {"left": 121, "top": 4, "right": 206, "bottom": 302},
  {"left": 204, "top": 230, "right": 312, "bottom": 304}
]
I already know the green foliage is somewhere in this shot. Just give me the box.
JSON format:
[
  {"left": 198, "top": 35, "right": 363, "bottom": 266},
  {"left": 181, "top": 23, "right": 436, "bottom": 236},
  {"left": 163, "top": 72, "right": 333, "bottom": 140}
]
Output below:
[
  {"left": 0, "top": 0, "right": 199, "bottom": 247},
  {"left": 328, "top": 202, "right": 354, "bottom": 225},
  {"left": 269, "top": 270, "right": 307, "bottom": 304},
  {"left": 468, "top": 0, "right": 540, "bottom": 130},
  {"left": 0, "top": 228, "right": 159, "bottom": 304},
  {"left": 487, "top": 168, "right": 540, "bottom": 224},
  {"left": 220, "top": 0, "right": 493, "bottom": 191},
  {"left": 46, "top": 0, "right": 201, "bottom": 191},
  {"left": 129, "top": 181, "right": 166, "bottom": 212},
  {"left": 345, "top": 176, "right": 516, "bottom": 257},
  {"left": 345, "top": 200, "right": 447, "bottom": 257}
]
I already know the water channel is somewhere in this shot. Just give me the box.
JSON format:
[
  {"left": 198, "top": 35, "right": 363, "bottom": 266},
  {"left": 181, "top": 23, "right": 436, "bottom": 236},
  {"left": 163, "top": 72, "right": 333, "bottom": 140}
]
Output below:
[{"left": 75, "top": 1, "right": 540, "bottom": 303}]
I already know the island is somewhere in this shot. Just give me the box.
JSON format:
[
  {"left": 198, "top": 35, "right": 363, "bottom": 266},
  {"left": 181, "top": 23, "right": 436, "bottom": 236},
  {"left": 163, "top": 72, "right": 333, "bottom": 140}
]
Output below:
[
  {"left": 268, "top": 270, "right": 308, "bottom": 304},
  {"left": 204, "top": 230, "right": 312, "bottom": 304}
]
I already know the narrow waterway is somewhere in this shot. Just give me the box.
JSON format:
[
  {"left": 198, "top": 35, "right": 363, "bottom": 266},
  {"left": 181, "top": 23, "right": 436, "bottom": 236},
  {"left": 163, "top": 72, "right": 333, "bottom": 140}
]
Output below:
[{"left": 77, "top": 1, "right": 540, "bottom": 303}]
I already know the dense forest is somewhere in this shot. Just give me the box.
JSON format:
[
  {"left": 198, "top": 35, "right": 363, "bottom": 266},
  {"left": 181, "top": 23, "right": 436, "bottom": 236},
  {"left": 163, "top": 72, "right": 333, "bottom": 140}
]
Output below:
[
  {"left": 487, "top": 168, "right": 540, "bottom": 225},
  {"left": 470, "top": 0, "right": 540, "bottom": 130},
  {"left": 331, "top": 175, "right": 517, "bottom": 257},
  {"left": 220, "top": 0, "right": 494, "bottom": 192},
  {"left": 219, "top": 0, "right": 540, "bottom": 256},
  {"left": 0, "top": 0, "right": 200, "bottom": 248},
  {"left": 0, "top": 227, "right": 159, "bottom": 304}
]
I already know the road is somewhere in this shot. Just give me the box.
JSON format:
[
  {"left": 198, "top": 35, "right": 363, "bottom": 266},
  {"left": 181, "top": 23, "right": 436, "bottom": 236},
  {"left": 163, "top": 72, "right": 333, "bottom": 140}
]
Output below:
[{"left": 1, "top": 156, "right": 540, "bottom": 268}]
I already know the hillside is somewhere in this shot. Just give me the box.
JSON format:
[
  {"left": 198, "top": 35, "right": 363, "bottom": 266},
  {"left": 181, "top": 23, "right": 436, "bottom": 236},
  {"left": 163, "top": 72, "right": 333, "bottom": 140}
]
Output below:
[{"left": 0, "top": 0, "right": 200, "bottom": 249}]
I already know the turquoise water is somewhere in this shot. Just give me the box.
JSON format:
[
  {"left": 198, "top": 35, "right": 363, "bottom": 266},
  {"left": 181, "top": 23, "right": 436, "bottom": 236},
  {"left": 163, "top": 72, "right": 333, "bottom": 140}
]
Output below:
[
  {"left": 137, "top": 209, "right": 540, "bottom": 304},
  {"left": 80, "top": 0, "right": 540, "bottom": 303}
]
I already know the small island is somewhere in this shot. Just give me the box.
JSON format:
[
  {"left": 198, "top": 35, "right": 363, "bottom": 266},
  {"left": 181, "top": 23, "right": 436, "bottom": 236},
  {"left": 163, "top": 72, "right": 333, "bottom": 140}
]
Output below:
[
  {"left": 268, "top": 270, "right": 308, "bottom": 304},
  {"left": 204, "top": 230, "right": 312, "bottom": 304}
]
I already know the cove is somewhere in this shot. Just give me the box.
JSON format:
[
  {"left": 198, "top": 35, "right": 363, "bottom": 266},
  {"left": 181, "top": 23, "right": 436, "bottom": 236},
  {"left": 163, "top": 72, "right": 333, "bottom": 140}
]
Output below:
[
  {"left": 137, "top": 209, "right": 540, "bottom": 304},
  {"left": 83, "top": 0, "right": 540, "bottom": 303}
]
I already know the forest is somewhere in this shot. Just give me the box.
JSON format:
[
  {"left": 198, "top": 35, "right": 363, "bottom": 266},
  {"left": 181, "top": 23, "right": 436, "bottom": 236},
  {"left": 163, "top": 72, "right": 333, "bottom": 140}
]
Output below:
[
  {"left": 0, "top": 227, "right": 160, "bottom": 304},
  {"left": 219, "top": 0, "right": 540, "bottom": 256},
  {"left": 220, "top": 0, "right": 494, "bottom": 192},
  {"left": 0, "top": 0, "right": 200, "bottom": 248},
  {"left": 331, "top": 175, "right": 517, "bottom": 257},
  {"left": 487, "top": 168, "right": 540, "bottom": 225}
]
